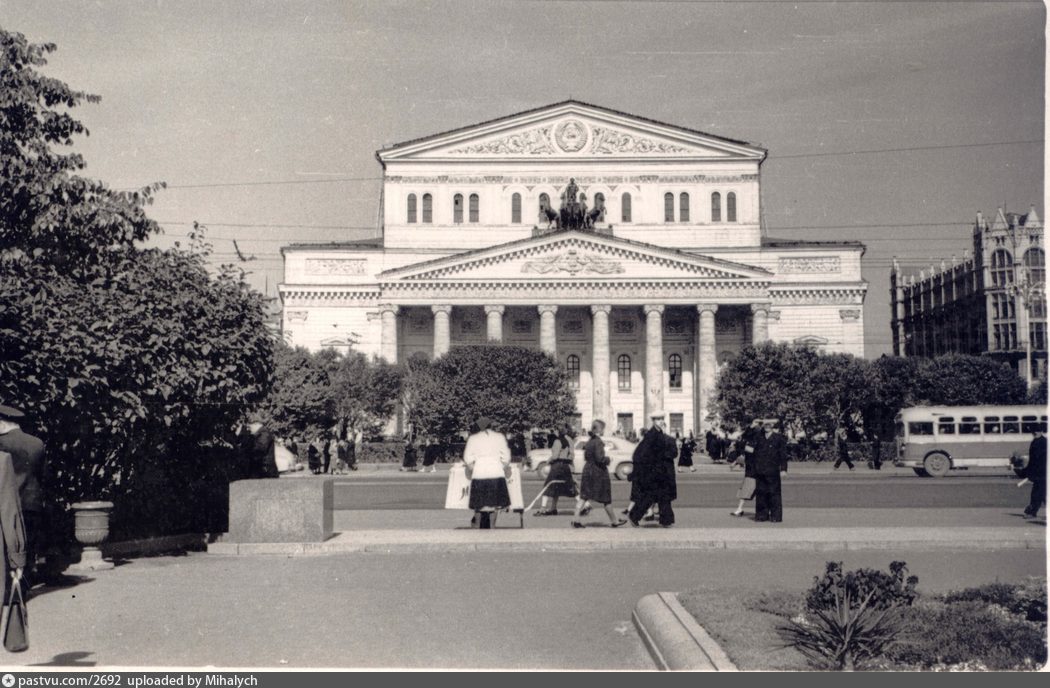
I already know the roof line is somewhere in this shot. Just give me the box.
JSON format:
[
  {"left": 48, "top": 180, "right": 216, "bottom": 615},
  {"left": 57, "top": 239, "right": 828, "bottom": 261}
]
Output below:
[{"left": 376, "top": 99, "right": 765, "bottom": 156}]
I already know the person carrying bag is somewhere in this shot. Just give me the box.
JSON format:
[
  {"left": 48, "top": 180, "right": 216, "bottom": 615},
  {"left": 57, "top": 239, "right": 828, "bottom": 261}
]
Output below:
[{"left": 0, "top": 451, "right": 28, "bottom": 652}]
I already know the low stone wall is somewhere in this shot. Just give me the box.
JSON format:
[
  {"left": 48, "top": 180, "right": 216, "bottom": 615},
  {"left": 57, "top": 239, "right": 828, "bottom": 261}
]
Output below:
[{"left": 225, "top": 478, "right": 334, "bottom": 543}]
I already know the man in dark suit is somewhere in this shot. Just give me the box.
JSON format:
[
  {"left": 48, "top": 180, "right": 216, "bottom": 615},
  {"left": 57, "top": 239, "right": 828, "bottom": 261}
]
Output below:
[
  {"left": 1022, "top": 426, "right": 1046, "bottom": 519},
  {"left": 746, "top": 418, "right": 788, "bottom": 523},
  {"left": 0, "top": 405, "right": 45, "bottom": 585},
  {"left": 628, "top": 410, "right": 680, "bottom": 528}
]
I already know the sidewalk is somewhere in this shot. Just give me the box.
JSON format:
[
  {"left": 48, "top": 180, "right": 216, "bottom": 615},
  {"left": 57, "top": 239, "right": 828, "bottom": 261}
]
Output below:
[{"left": 209, "top": 507, "right": 1046, "bottom": 555}]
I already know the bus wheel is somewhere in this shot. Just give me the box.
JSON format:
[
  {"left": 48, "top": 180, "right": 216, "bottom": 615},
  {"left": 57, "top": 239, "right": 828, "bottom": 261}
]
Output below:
[
  {"left": 923, "top": 452, "right": 951, "bottom": 478},
  {"left": 913, "top": 468, "right": 929, "bottom": 477}
]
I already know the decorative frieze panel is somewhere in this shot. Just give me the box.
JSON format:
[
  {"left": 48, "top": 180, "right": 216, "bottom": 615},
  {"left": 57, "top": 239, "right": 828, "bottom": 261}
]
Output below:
[
  {"left": 613, "top": 320, "right": 637, "bottom": 335},
  {"left": 777, "top": 257, "right": 841, "bottom": 274},
  {"left": 305, "top": 258, "right": 367, "bottom": 276},
  {"left": 839, "top": 309, "right": 862, "bottom": 322},
  {"left": 387, "top": 173, "right": 757, "bottom": 185},
  {"left": 280, "top": 288, "right": 382, "bottom": 308},
  {"left": 285, "top": 310, "right": 308, "bottom": 322},
  {"left": 562, "top": 320, "right": 584, "bottom": 335},
  {"left": 769, "top": 287, "right": 865, "bottom": 306},
  {"left": 384, "top": 281, "right": 772, "bottom": 302},
  {"left": 589, "top": 126, "right": 691, "bottom": 155},
  {"left": 521, "top": 250, "right": 625, "bottom": 275},
  {"left": 664, "top": 320, "right": 687, "bottom": 336},
  {"left": 448, "top": 126, "right": 555, "bottom": 156}
]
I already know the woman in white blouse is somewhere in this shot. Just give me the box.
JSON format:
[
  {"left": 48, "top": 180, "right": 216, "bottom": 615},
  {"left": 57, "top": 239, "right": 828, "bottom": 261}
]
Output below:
[{"left": 462, "top": 416, "right": 512, "bottom": 529}]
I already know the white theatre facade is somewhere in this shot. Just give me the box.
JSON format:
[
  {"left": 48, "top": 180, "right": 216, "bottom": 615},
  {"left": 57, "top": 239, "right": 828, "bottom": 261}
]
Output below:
[{"left": 279, "top": 101, "right": 867, "bottom": 436}]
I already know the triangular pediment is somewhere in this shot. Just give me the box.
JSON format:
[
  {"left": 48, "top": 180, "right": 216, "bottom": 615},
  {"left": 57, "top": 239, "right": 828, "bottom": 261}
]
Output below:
[
  {"left": 378, "top": 101, "right": 765, "bottom": 162},
  {"left": 378, "top": 231, "right": 772, "bottom": 283}
]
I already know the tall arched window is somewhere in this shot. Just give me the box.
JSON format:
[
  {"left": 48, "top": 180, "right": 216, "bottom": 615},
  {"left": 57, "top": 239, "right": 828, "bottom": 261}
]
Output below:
[
  {"left": 668, "top": 353, "right": 682, "bottom": 389},
  {"left": 538, "top": 193, "right": 551, "bottom": 222},
  {"left": 664, "top": 193, "right": 674, "bottom": 223},
  {"left": 422, "top": 193, "right": 433, "bottom": 223},
  {"left": 469, "top": 193, "right": 479, "bottom": 223},
  {"left": 991, "top": 249, "right": 1013, "bottom": 287},
  {"left": 566, "top": 355, "right": 580, "bottom": 390},
  {"left": 511, "top": 193, "right": 522, "bottom": 224},
  {"left": 617, "top": 354, "right": 631, "bottom": 391},
  {"left": 1024, "top": 248, "right": 1045, "bottom": 285},
  {"left": 453, "top": 194, "right": 464, "bottom": 224},
  {"left": 727, "top": 192, "right": 737, "bottom": 222},
  {"left": 621, "top": 192, "right": 632, "bottom": 223},
  {"left": 711, "top": 192, "right": 721, "bottom": 222},
  {"left": 407, "top": 194, "right": 417, "bottom": 223},
  {"left": 679, "top": 193, "right": 690, "bottom": 223},
  {"left": 594, "top": 192, "right": 606, "bottom": 222}
]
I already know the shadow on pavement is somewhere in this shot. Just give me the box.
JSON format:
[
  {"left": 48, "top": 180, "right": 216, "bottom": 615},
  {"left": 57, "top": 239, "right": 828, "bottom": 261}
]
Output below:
[
  {"left": 29, "top": 651, "right": 97, "bottom": 667},
  {"left": 29, "top": 574, "right": 95, "bottom": 600}
]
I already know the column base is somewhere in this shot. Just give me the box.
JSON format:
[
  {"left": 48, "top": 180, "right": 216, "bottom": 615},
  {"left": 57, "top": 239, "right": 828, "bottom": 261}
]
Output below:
[{"left": 67, "top": 547, "right": 114, "bottom": 572}]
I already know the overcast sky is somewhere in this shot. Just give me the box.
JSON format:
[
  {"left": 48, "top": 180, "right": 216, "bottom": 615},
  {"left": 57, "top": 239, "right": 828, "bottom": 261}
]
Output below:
[{"left": 4, "top": 0, "right": 1045, "bottom": 357}]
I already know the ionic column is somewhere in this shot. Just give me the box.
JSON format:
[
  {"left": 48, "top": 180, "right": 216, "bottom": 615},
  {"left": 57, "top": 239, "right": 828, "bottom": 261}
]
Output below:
[
  {"left": 751, "top": 302, "right": 771, "bottom": 345},
  {"left": 379, "top": 304, "right": 400, "bottom": 364},
  {"left": 484, "top": 305, "right": 505, "bottom": 342},
  {"left": 644, "top": 304, "right": 665, "bottom": 422},
  {"left": 431, "top": 305, "right": 452, "bottom": 357},
  {"left": 591, "top": 305, "right": 612, "bottom": 427},
  {"left": 538, "top": 305, "right": 558, "bottom": 355},
  {"left": 697, "top": 304, "right": 718, "bottom": 432}
]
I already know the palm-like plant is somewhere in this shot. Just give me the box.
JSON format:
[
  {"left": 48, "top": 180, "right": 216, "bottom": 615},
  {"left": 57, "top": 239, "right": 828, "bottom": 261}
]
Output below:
[{"left": 779, "top": 586, "right": 907, "bottom": 671}]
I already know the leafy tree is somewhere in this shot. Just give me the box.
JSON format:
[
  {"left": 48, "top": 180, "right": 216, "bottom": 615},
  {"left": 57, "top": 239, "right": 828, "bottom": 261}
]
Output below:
[
  {"left": 714, "top": 343, "right": 866, "bottom": 438},
  {"left": 324, "top": 349, "right": 401, "bottom": 439},
  {"left": 404, "top": 345, "right": 576, "bottom": 439},
  {"left": 913, "top": 354, "right": 1028, "bottom": 406},
  {"left": 861, "top": 356, "right": 922, "bottom": 437},
  {"left": 0, "top": 29, "right": 274, "bottom": 505}
]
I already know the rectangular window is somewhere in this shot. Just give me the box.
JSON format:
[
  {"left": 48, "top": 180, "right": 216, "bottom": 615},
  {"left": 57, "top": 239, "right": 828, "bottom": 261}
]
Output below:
[
  {"left": 959, "top": 417, "right": 980, "bottom": 434},
  {"left": 669, "top": 414, "right": 684, "bottom": 437},
  {"left": 1002, "top": 416, "right": 1020, "bottom": 434},
  {"left": 937, "top": 418, "right": 956, "bottom": 435},
  {"left": 908, "top": 422, "right": 934, "bottom": 436},
  {"left": 983, "top": 416, "right": 1001, "bottom": 434}
]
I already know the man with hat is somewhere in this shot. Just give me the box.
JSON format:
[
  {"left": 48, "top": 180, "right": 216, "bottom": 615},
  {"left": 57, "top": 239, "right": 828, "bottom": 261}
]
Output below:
[
  {"left": 745, "top": 418, "right": 789, "bottom": 523},
  {"left": 628, "top": 409, "right": 680, "bottom": 528},
  {"left": 0, "top": 405, "right": 46, "bottom": 585}
]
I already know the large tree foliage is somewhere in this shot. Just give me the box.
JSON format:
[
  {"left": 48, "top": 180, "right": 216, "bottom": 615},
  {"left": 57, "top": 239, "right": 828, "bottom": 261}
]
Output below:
[
  {"left": 0, "top": 29, "right": 274, "bottom": 504},
  {"left": 404, "top": 345, "right": 576, "bottom": 439},
  {"left": 254, "top": 344, "right": 400, "bottom": 441},
  {"left": 715, "top": 344, "right": 1031, "bottom": 441}
]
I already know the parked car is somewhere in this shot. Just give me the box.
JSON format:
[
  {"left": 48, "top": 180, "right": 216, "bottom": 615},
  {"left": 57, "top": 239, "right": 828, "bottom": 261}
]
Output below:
[{"left": 527, "top": 437, "right": 638, "bottom": 480}]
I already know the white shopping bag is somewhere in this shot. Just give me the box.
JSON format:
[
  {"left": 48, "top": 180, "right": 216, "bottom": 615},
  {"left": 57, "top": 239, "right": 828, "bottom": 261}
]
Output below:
[{"left": 444, "top": 463, "right": 524, "bottom": 510}]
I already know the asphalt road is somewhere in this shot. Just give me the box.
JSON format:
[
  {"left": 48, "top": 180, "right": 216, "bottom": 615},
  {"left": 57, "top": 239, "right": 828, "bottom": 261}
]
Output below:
[
  {"left": 12, "top": 548, "right": 1045, "bottom": 669},
  {"left": 331, "top": 471, "right": 1025, "bottom": 510}
]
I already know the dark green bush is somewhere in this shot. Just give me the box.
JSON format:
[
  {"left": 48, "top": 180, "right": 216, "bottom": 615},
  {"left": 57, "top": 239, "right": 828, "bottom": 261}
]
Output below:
[
  {"left": 888, "top": 601, "right": 1047, "bottom": 670},
  {"left": 806, "top": 561, "right": 919, "bottom": 612},
  {"left": 943, "top": 579, "right": 1047, "bottom": 624},
  {"left": 358, "top": 441, "right": 404, "bottom": 463}
]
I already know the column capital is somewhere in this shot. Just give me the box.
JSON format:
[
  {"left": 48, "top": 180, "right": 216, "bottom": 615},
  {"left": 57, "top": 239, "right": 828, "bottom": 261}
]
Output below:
[
  {"left": 537, "top": 304, "right": 559, "bottom": 315},
  {"left": 431, "top": 304, "right": 453, "bottom": 315},
  {"left": 750, "top": 302, "right": 772, "bottom": 314},
  {"left": 590, "top": 304, "right": 612, "bottom": 316},
  {"left": 696, "top": 303, "right": 719, "bottom": 316},
  {"left": 643, "top": 304, "right": 665, "bottom": 316},
  {"left": 483, "top": 305, "right": 505, "bottom": 315},
  {"left": 378, "top": 304, "right": 400, "bottom": 315}
]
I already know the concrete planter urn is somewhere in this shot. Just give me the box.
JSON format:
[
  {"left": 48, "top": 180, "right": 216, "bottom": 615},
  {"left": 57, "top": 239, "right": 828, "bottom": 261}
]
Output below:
[{"left": 68, "top": 501, "right": 115, "bottom": 571}]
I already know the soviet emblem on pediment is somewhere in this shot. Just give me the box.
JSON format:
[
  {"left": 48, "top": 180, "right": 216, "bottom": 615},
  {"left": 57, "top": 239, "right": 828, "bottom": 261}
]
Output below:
[
  {"left": 521, "top": 250, "right": 625, "bottom": 276},
  {"left": 448, "top": 120, "right": 693, "bottom": 156}
]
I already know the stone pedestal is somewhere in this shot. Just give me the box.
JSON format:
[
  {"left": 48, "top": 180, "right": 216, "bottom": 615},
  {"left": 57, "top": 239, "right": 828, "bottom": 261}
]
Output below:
[{"left": 226, "top": 478, "right": 334, "bottom": 543}]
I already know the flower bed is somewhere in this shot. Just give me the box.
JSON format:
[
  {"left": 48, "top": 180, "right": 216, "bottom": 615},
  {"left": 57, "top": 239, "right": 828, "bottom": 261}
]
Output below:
[{"left": 678, "top": 576, "right": 1047, "bottom": 671}]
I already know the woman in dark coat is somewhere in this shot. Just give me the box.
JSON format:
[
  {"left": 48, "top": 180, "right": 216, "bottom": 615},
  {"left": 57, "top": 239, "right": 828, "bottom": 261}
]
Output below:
[
  {"left": 677, "top": 432, "right": 697, "bottom": 472},
  {"left": 534, "top": 424, "right": 579, "bottom": 516},
  {"left": 573, "top": 420, "right": 627, "bottom": 528}
]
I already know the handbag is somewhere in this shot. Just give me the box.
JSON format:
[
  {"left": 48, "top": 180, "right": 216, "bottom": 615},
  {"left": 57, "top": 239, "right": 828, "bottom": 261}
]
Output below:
[{"left": 3, "top": 575, "right": 28, "bottom": 652}]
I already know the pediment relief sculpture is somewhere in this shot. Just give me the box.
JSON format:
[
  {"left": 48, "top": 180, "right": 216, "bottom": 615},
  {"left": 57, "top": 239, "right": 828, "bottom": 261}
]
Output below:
[
  {"left": 521, "top": 250, "right": 625, "bottom": 275},
  {"left": 446, "top": 121, "right": 695, "bottom": 157}
]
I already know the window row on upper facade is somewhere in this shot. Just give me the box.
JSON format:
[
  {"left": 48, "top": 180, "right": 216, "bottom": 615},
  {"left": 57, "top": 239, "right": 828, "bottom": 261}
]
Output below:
[
  {"left": 404, "top": 191, "right": 741, "bottom": 225},
  {"left": 565, "top": 353, "right": 684, "bottom": 392},
  {"left": 989, "top": 248, "right": 1045, "bottom": 288}
]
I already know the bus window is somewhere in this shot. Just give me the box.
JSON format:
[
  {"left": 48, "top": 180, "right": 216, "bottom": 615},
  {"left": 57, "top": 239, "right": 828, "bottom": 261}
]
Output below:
[
  {"left": 959, "top": 417, "right": 980, "bottom": 434},
  {"left": 908, "top": 422, "right": 934, "bottom": 436},
  {"left": 937, "top": 418, "right": 956, "bottom": 435},
  {"left": 1002, "top": 416, "right": 1020, "bottom": 434},
  {"left": 1021, "top": 416, "right": 1038, "bottom": 433},
  {"left": 983, "top": 416, "right": 1001, "bottom": 434}
]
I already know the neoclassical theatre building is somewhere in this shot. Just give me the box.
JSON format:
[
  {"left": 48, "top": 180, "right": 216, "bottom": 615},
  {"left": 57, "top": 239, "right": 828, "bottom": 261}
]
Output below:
[{"left": 280, "top": 101, "right": 867, "bottom": 436}]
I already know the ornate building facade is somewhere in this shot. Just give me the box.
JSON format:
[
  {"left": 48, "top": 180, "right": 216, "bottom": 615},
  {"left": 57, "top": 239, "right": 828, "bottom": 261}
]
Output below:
[
  {"left": 280, "top": 101, "right": 867, "bottom": 435},
  {"left": 890, "top": 207, "right": 1046, "bottom": 383}
]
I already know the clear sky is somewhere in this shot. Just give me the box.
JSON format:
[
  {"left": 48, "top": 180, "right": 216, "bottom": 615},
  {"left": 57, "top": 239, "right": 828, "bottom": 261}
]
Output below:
[{"left": 4, "top": 0, "right": 1045, "bottom": 357}]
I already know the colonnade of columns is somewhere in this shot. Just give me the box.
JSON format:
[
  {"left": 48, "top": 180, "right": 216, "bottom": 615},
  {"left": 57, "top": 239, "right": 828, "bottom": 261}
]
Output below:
[{"left": 376, "top": 301, "right": 772, "bottom": 431}]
